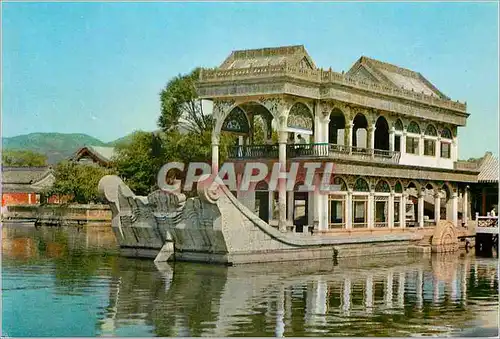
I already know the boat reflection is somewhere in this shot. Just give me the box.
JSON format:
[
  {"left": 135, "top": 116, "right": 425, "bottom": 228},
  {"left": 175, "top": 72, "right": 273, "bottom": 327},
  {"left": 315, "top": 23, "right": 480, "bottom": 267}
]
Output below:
[{"left": 99, "top": 253, "right": 498, "bottom": 337}]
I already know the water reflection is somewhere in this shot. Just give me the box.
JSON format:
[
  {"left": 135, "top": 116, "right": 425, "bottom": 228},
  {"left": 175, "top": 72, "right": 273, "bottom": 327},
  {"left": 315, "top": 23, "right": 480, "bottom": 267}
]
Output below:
[{"left": 2, "top": 224, "right": 498, "bottom": 337}]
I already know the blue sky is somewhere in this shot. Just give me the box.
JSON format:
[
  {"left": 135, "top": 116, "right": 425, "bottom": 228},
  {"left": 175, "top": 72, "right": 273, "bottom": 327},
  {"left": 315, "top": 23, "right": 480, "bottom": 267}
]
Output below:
[{"left": 2, "top": 2, "right": 498, "bottom": 158}]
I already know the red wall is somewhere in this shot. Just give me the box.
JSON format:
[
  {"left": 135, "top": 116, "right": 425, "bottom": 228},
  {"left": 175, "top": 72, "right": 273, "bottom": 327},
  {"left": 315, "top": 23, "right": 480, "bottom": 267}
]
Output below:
[
  {"left": 2, "top": 193, "right": 38, "bottom": 206},
  {"left": 2, "top": 193, "right": 70, "bottom": 206}
]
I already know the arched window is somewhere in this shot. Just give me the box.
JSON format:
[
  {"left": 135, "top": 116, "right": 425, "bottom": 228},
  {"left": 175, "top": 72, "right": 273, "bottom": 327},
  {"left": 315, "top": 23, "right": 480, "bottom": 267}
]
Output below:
[
  {"left": 375, "top": 180, "right": 391, "bottom": 193},
  {"left": 395, "top": 119, "right": 404, "bottom": 131},
  {"left": 333, "top": 177, "right": 347, "bottom": 191},
  {"left": 288, "top": 102, "right": 313, "bottom": 130},
  {"left": 425, "top": 124, "right": 437, "bottom": 136},
  {"left": 222, "top": 107, "right": 250, "bottom": 133},
  {"left": 440, "top": 128, "right": 452, "bottom": 139},
  {"left": 394, "top": 182, "right": 403, "bottom": 193},
  {"left": 424, "top": 124, "right": 437, "bottom": 156},
  {"left": 407, "top": 121, "right": 421, "bottom": 134},
  {"left": 353, "top": 178, "right": 369, "bottom": 192},
  {"left": 406, "top": 122, "right": 421, "bottom": 154}
]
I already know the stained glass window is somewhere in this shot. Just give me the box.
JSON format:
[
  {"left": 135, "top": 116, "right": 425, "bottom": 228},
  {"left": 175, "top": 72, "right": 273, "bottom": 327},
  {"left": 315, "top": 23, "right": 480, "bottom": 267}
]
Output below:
[
  {"left": 440, "top": 128, "right": 452, "bottom": 139},
  {"left": 394, "top": 182, "right": 403, "bottom": 193},
  {"left": 395, "top": 119, "right": 404, "bottom": 131},
  {"left": 288, "top": 103, "right": 313, "bottom": 130},
  {"left": 222, "top": 107, "right": 250, "bottom": 133},
  {"left": 424, "top": 124, "right": 437, "bottom": 136},
  {"left": 375, "top": 180, "right": 390, "bottom": 192},
  {"left": 333, "top": 177, "right": 347, "bottom": 191},
  {"left": 353, "top": 178, "right": 369, "bottom": 192},
  {"left": 407, "top": 121, "right": 421, "bottom": 134}
]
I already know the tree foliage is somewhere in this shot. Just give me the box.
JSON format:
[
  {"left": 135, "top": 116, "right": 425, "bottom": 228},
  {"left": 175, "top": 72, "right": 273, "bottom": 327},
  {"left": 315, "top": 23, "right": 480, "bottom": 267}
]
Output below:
[
  {"left": 48, "top": 161, "right": 115, "bottom": 204},
  {"left": 112, "top": 131, "right": 168, "bottom": 195},
  {"left": 2, "top": 149, "right": 47, "bottom": 167},
  {"left": 158, "top": 68, "right": 213, "bottom": 135}
]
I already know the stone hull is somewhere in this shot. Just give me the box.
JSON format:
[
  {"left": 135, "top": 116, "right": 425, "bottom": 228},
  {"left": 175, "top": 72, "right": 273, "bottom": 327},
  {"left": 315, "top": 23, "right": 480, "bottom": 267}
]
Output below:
[{"left": 98, "top": 175, "right": 461, "bottom": 264}]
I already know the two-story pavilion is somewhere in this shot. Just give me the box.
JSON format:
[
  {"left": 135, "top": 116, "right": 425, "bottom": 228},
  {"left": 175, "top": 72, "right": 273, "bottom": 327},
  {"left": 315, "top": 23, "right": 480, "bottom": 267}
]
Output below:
[{"left": 196, "top": 45, "right": 478, "bottom": 234}]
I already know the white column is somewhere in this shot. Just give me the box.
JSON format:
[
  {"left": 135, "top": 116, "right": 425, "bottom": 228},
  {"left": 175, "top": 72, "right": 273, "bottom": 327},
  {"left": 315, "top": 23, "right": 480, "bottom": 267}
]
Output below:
[
  {"left": 342, "top": 277, "right": 351, "bottom": 315},
  {"left": 461, "top": 260, "right": 469, "bottom": 303},
  {"left": 398, "top": 272, "right": 405, "bottom": 308},
  {"left": 323, "top": 118, "right": 330, "bottom": 144},
  {"left": 287, "top": 191, "right": 294, "bottom": 222},
  {"left": 308, "top": 191, "right": 314, "bottom": 227},
  {"left": 268, "top": 191, "right": 274, "bottom": 221},
  {"left": 211, "top": 143, "right": 219, "bottom": 174},
  {"left": 389, "top": 127, "right": 395, "bottom": 152},
  {"left": 346, "top": 190, "right": 353, "bottom": 229},
  {"left": 365, "top": 274, "right": 373, "bottom": 313},
  {"left": 314, "top": 114, "right": 321, "bottom": 143},
  {"left": 418, "top": 190, "right": 425, "bottom": 228},
  {"left": 434, "top": 192, "right": 441, "bottom": 224},
  {"left": 463, "top": 187, "right": 469, "bottom": 226},
  {"left": 345, "top": 122, "right": 353, "bottom": 153},
  {"left": 419, "top": 133, "right": 425, "bottom": 155},
  {"left": 452, "top": 137, "right": 458, "bottom": 161},
  {"left": 436, "top": 136, "right": 441, "bottom": 158},
  {"left": 401, "top": 131, "right": 407, "bottom": 155},
  {"left": 385, "top": 271, "right": 393, "bottom": 309},
  {"left": 368, "top": 191, "right": 374, "bottom": 229},
  {"left": 388, "top": 192, "right": 395, "bottom": 228},
  {"left": 400, "top": 193, "right": 407, "bottom": 228},
  {"left": 368, "top": 124, "right": 376, "bottom": 157},
  {"left": 433, "top": 278, "right": 440, "bottom": 305},
  {"left": 451, "top": 192, "right": 458, "bottom": 227},
  {"left": 417, "top": 268, "right": 423, "bottom": 310},
  {"left": 451, "top": 269, "right": 458, "bottom": 301},
  {"left": 278, "top": 131, "right": 288, "bottom": 232},
  {"left": 275, "top": 284, "right": 285, "bottom": 337}
]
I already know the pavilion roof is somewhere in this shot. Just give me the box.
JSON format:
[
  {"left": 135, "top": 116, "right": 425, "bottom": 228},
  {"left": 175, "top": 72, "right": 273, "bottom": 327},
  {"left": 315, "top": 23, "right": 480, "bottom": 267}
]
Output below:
[
  {"left": 72, "top": 145, "right": 116, "bottom": 165},
  {"left": 346, "top": 56, "right": 449, "bottom": 99},
  {"left": 477, "top": 152, "right": 499, "bottom": 183},
  {"left": 219, "top": 45, "right": 316, "bottom": 70}
]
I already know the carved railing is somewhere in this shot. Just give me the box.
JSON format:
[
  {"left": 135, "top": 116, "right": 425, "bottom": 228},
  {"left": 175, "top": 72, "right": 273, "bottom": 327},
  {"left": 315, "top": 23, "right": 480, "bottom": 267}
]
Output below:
[
  {"left": 454, "top": 161, "right": 480, "bottom": 171},
  {"left": 227, "top": 144, "right": 279, "bottom": 159},
  {"left": 227, "top": 143, "right": 401, "bottom": 164},
  {"left": 200, "top": 64, "right": 467, "bottom": 112},
  {"left": 476, "top": 214, "right": 499, "bottom": 228}
]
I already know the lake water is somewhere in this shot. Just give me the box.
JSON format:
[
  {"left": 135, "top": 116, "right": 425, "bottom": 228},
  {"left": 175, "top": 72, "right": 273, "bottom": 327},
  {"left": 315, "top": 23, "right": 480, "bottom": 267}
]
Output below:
[{"left": 2, "top": 223, "right": 498, "bottom": 337}]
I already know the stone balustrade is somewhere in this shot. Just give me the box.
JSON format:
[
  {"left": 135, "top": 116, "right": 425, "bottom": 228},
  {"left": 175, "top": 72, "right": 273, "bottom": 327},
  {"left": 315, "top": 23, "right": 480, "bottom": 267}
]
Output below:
[
  {"left": 200, "top": 65, "right": 467, "bottom": 112},
  {"left": 454, "top": 160, "right": 480, "bottom": 171}
]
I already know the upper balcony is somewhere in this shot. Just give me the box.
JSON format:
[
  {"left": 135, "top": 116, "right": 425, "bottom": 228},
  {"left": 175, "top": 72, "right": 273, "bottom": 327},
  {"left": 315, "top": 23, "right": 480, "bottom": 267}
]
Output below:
[{"left": 228, "top": 143, "right": 401, "bottom": 164}]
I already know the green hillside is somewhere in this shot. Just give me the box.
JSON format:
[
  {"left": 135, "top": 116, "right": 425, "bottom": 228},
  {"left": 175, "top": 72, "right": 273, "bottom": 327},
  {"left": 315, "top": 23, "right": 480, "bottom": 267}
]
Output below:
[
  {"left": 2, "top": 131, "right": 151, "bottom": 164},
  {"left": 2, "top": 133, "right": 106, "bottom": 164}
]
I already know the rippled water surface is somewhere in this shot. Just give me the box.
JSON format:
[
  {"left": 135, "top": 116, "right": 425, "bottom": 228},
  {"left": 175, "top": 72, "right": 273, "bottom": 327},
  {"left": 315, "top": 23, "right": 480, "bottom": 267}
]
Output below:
[{"left": 2, "top": 224, "right": 498, "bottom": 337}]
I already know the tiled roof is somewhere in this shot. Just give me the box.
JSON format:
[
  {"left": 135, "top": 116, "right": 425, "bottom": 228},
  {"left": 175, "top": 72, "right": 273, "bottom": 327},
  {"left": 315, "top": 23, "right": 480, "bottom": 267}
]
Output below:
[
  {"left": 346, "top": 56, "right": 449, "bottom": 99},
  {"left": 87, "top": 146, "right": 116, "bottom": 162},
  {"left": 477, "top": 152, "right": 499, "bottom": 183},
  {"left": 73, "top": 145, "right": 116, "bottom": 165},
  {"left": 1, "top": 167, "right": 55, "bottom": 192},
  {"left": 2, "top": 167, "right": 52, "bottom": 184},
  {"left": 219, "top": 45, "right": 316, "bottom": 70}
]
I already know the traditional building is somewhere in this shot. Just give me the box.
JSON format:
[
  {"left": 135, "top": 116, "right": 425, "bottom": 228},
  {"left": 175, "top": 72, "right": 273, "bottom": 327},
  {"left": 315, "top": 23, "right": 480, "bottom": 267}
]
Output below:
[
  {"left": 72, "top": 145, "right": 116, "bottom": 167},
  {"left": 469, "top": 152, "right": 498, "bottom": 216},
  {"left": 197, "top": 45, "right": 479, "bottom": 233},
  {"left": 1, "top": 167, "right": 55, "bottom": 206}
]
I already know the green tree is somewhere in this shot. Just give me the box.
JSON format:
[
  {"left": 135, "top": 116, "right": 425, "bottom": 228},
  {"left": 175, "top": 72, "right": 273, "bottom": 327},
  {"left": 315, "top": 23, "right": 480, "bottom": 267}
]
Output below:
[
  {"left": 112, "top": 131, "right": 168, "bottom": 195},
  {"left": 48, "top": 161, "right": 115, "bottom": 203},
  {"left": 2, "top": 149, "right": 47, "bottom": 167},
  {"left": 158, "top": 68, "right": 236, "bottom": 159},
  {"left": 158, "top": 68, "right": 213, "bottom": 135}
]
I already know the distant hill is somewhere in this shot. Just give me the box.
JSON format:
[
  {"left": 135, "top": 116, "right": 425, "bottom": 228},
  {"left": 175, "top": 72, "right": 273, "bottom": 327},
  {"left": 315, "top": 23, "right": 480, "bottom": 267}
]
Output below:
[
  {"left": 2, "top": 131, "right": 156, "bottom": 164},
  {"left": 2, "top": 133, "right": 109, "bottom": 164}
]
